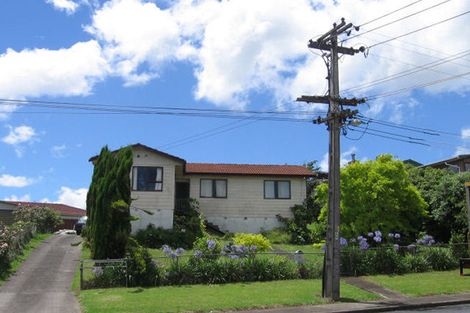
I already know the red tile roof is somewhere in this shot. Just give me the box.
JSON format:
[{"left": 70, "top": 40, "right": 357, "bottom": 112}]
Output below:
[
  {"left": 186, "top": 163, "right": 315, "bottom": 177},
  {"left": 3, "top": 201, "right": 86, "bottom": 217}
]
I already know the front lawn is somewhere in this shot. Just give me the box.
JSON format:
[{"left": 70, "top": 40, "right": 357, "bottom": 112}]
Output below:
[
  {"left": 272, "top": 243, "right": 323, "bottom": 254},
  {"left": 79, "top": 279, "right": 378, "bottom": 313},
  {"left": 366, "top": 270, "right": 470, "bottom": 297}
]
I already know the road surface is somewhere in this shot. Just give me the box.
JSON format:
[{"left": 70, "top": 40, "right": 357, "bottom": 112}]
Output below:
[
  {"left": 395, "top": 304, "right": 470, "bottom": 312},
  {"left": 0, "top": 234, "right": 81, "bottom": 313}
]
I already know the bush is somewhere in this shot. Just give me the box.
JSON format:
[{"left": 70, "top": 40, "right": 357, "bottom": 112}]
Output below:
[
  {"left": 402, "top": 254, "right": 431, "bottom": 273},
  {"left": 449, "top": 232, "right": 469, "bottom": 259},
  {"left": 192, "top": 236, "right": 221, "bottom": 259},
  {"left": 0, "top": 222, "right": 35, "bottom": 277},
  {"left": 421, "top": 247, "right": 458, "bottom": 271},
  {"left": 126, "top": 238, "right": 159, "bottom": 287},
  {"left": 14, "top": 205, "right": 62, "bottom": 233},
  {"left": 134, "top": 199, "right": 204, "bottom": 249},
  {"left": 307, "top": 222, "right": 326, "bottom": 244},
  {"left": 83, "top": 265, "right": 127, "bottom": 289},
  {"left": 277, "top": 204, "right": 316, "bottom": 244},
  {"left": 233, "top": 233, "right": 271, "bottom": 252},
  {"left": 261, "top": 228, "right": 290, "bottom": 244}
]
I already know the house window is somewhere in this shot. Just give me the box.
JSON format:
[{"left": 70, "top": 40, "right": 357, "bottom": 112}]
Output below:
[
  {"left": 465, "top": 163, "right": 470, "bottom": 172},
  {"left": 264, "top": 180, "right": 291, "bottom": 199},
  {"left": 132, "top": 167, "right": 163, "bottom": 191},
  {"left": 200, "top": 179, "right": 227, "bottom": 198}
]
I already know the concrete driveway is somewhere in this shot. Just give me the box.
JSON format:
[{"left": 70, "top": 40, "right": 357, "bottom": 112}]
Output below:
[{"left": 0, "top": 234, "right": 82, "bottom": 313}]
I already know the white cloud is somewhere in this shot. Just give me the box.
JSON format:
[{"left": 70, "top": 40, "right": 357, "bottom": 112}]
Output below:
[
  {"left": 83, "top": 0, "right": 470, "bottom": 113},
  {"left": 57, "top": 186, "right": 87, "bottom": 209},
  {"left": 0, "top": 40, "right": 108, "bottom": 116},
  {"left": 455, "top": 146, "right": 470, "bottom": 155},
  {"left": 461, "top": 128, "right": 470, "bottom": 140},
  {"left": 2, "top": 125, "right": 36, "bottom": 145},
  {"left": 3, "top": 194, "right": 31, "bottom": 202},
  {"left": 320, "top": 146, "right": 358, "bottom": 172},
  {"left": 51, "top": 144, "right": 67, "bottom": 158},
  {"left": 0, "top": 174, "right": 35, "bottom": 187},
  {"left": 46, "top": 0, "right": 80, "bottom": 14}
]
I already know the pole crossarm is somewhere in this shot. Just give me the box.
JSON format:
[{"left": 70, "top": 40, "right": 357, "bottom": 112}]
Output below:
[
  {"left": 308, "top": 40, "right": 364, "bottom": 55},
  {"left": 312, "top": 109, "right": 359, "bottom": 125},
  {"left": 296, "top": 95, "right": 366, "bottom": 106}
]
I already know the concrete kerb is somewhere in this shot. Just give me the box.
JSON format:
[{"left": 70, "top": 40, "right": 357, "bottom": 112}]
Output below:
[{"left": 234, "top": 293, "right": 470, "bottom": 313}]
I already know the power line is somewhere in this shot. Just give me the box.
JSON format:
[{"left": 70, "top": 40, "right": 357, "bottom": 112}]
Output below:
[
  {"left": 347, "top": 127, "right": 431, "bottom": 146},
  {"left": 365, "top": 69, "right": 470, "bottom": 100},
  {"left": 350, "top": 124, "right": 426, "bottom": 141},
  {"left": 343, "top": 49, "right": 470, "bottom": 93},
  {"left": 343, "top": 0, "right": 452, "bottom": 43},
  {"left": 358, "top": 0, "right": 426, "bottom": 28},
  {"left": 368, "top": 9, "right": 470, "bottom": 49}
]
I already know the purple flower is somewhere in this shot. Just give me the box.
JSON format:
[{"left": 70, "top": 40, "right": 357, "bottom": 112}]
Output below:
[
  {"left": 175, "top": 247, "right": 185, "bottom": 255},
  {"left": 394, "top": 233, "right": 401, "bottom": 239},
  {"left": 193, "top": 250, "right": 203, "bottom": 258},
  {"left": 428, "top": 239, "right": 435, "bottom": 246},
  {"left": 373, "top": 236, "right": 382, "bottom": 243},
  {"left": 368, "top": 232, "right": 374, "bottom": 238},
  {"left": 162, "top": 245, "right": 172, "bottom": 255},
  {"left": 229, "top": 254, "right": 240, "bottom": 259},
  {"left": 207, "top": 239, "right": 216, "bottom": 250},
  {"left": 359, "top": 240, "right": 369, "bottom": 250},
  {"left": 340, "top": 237, "right": 348, "bottom": 246},
  {"left": 357, "top": 236, "right": 364, "bottom": 241},
  {"left": 249, "top": 245, "right": 257, "bottom": 252},
  {"left": 169, "top": 252, "right": 177, "bottom": 259},
  {"left": 393, "top": 244, "right": 399, "bottom": 251},
  {"left": 349, "top": 238, "right": 356, "bottom": 243},
  {"left": 374, "top": 230, "right": 382, "bottom": 237}
]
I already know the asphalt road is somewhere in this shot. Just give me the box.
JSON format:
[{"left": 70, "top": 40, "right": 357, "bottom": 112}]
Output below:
[
  {"left": 0, "top": 234, "right": 81, "bottom": 313},
  {"left": 395, "top": 304, "right": 470, "bottom": 312}
]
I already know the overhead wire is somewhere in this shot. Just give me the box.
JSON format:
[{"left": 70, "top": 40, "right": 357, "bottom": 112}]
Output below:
[{"left": 358, "top": 0, "right": 426, "bottom": 28}]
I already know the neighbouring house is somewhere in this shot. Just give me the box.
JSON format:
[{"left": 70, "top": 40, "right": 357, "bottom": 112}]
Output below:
[
  {"left": 421, "top": 154, "right": 470, "bottom": 173},
  {"left": 89, "top": 143, "right": 317, "bottom": 233},
  {"left": 0, "top": 201, "right": 86, "bottom": 229}
]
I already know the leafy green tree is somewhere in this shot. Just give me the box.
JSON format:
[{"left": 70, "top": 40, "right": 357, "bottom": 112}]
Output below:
[
  {"left": 86, "top": 146, "right": 133, "bottom": 259},
  {"left": 317, "top": 154, "right": 427, "bottom": 239},
  {"left": 409, "top": 166, "right": 470, "bottom": 242},
  {"left": 14, "top": 205, "right": 63, "bottom": 233}
]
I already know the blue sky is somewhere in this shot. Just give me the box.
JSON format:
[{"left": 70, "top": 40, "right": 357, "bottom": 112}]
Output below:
[{"left": 0, "top": 0, "right": 469, "bottom": 208}]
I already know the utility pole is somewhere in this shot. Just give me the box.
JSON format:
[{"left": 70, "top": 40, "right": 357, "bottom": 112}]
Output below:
[
  {"left": 297, "top": 18, "right": 365, "bottom": 301},
  {"left": 465, "top": 182, "right": 470, "bottom": 254}
]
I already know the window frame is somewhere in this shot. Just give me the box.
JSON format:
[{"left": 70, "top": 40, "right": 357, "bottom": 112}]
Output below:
[
  {"left": 132, "top": 166, "right": 164, "bottom": 192},
  {"left": 199, "top": 178, "right": 228, "bottom": 199},
  {"left": 264, "top": 180, "right": 291, "bottom": 200}
]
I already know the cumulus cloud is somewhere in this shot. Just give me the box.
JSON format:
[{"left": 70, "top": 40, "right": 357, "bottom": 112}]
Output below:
[
  {"left": 2, "top": 125, "right": 38, "bottom": 157},
  {"left": 455, "top": 127, "right": 470, "bottom": 155},
  {"left": 3, "top": 194, "right": 31, "bottom": 201},
  {"left": 0, "top": 40, "right": 108, "bottom": 117},
  {"left": 82, "top": 0, "right": 470, "bottom": 112},
  {"left": 57, "top": 186, "right": 87, "bottom": 209},
  {"left": 462, "top": 128, "right": 470, "bottom": 140},
  {"left": 0, "top": 174, "right": 35, "bottom": 187},
  {"left": 46, "top": 0, "right": 80, "bottom": 14}
]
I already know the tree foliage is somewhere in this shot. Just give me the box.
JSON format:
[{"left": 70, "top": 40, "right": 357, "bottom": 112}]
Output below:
[
  {"left": 408, "top": 166, "right": 470, "bottom": 242},
  {"left": 86, "top": 146, "right": 133, "bottom": 259},
  {"left": 317, "top": 154, "right": 427, "bottom": 239}
]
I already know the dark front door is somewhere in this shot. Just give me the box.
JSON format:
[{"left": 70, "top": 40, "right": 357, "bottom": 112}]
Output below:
[{"left": 175, "top": 182, "right": 190, "bottom": 212}]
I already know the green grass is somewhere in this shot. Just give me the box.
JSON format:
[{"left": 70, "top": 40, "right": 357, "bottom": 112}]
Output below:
[
  {"left": 71, "top": 244, "right": 91, "bottom": 291},
  {"left": 80, "top": 279, "right": 378, "bottom": 313},
  {"left": 0, "top": 233, "right": 51, "bottom": 285},
  {"left": 366, "top": 270, "right": 470, "bottom": 297},
  {"left": 272, "top": 243, "right": 323, "bottom": 254}
]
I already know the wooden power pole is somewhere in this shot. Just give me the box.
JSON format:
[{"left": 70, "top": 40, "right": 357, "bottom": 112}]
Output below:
[
  {"left": 466, "top": 182, "right": 470, "bottom": 253},
  {"left": 297, "top": 18, "right": 365, "bottom": 301}
]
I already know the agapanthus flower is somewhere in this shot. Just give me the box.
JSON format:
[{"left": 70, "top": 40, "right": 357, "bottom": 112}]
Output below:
[
  {"left": 193, "top": 250, "right": 203, "bottom": 258},
  {"left": 207, "top": 239, "right": 216, "bottom": 250},
  {"left": 367, "top": 232, "right": 374, "bottom": 238},
  {"left": 373, "top": 236, "right": 382, "bottom": 243},
  {"left": 249, "top": 245, "right": 257, "bottom": 252},
  {"left": 374, "top": 230, "right": 382, "bottom": 237},
  {"left": 349, "top": 238, "right": 356, "bottom": 243},
  {"left": 162, "top": 245, "right": 172, "bottom": 255},
  {"left": 393, "top": 244, "right": 399, "bottom": 251},
  {"left": 394, "top": 233, "right": 400, "bottom": 239},
  {"left": 175, "top": 247, "right": 185, "bottom": 255},
  {"left": 359, "top": 239, "right": 369, "bottom": 250},
  {"left": 170, "top": 252, "right": 178, "bottom": 259},
  {"left": 340, "top": 237, "right": 348, "bottom": 246}
]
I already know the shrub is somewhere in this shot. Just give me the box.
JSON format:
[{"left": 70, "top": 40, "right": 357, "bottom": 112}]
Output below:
[
  {"left": 307, "top": 222, "right": 326, "bottom": 244},
  {"left": 402, "top": 254, "right": 431, "bottom": 273},
  {"left": 83, "top": 265, "right": 127, "bottom": 289},
  {"left": 233, "top": 233, "right": 271, "bottom": 251},
  {"left": 261, "top": 228, "right": 290, "bottom": 244},
  {"left": 421, "top": 247, "right": 458, "bottom": 271},
  {"left": 192, "top": 236, "right": 221, "bottom": 260},
  {"left": 449, "top": 232, "right": 469, "bottom": 259},
  {"left": 14, "top": 205, "right": 62, "bottom": 233},
  {"left": 126, "top": 238, "right": 159, "bottom": 287},
  {"left": 277, "top": 204, "right": 316, "bottom": 244},
  {"left": 0, "top": 221, "right": 35, "bottom": 277},
  {"left": 134, "top": 199, "right": 204, "bottom": 249}
]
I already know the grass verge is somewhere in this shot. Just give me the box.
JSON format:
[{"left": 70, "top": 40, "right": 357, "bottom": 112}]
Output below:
[
  {"left": 71, "top": 243, "right": 91, "bottom": 291},
  {"left": 0, "top": 233, "right": 51, "bottom": 285},
  {"left": 366, "top": 270, "right": 470, "bottom": 297},
  {"left": 79, "top": 279, "right": 378, "bottom": 313}
]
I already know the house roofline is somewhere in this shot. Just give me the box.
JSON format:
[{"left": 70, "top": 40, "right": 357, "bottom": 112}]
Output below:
[
  {"left": 420, "top": 154, "right": 470, "bottom": 168},
  {"left": 88, "top": 143, "right": 187, "bottom": 164}
]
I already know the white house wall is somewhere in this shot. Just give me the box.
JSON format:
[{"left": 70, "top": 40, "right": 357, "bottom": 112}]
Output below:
[
  {"left": 189, "top": 175, "right": 306, "bottom": 233},
  {"left": 129, "top": 147, "right": 182, "bottom": 233}
]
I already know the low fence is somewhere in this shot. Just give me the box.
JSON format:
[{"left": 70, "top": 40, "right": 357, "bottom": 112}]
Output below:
[{"left": 78, "top": 243, "right": 469, "bottom": 290}]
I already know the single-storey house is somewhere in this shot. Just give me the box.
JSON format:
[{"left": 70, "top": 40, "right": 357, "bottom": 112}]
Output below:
[
  {"left": 421, "top": 154, "right": 470, "bottom": 173},
  {"left": 0, "top": 201, "right": 86, "bottom": 229},
  {"left": 89, "top": 143, "right": 316, "bottom": 233}
]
